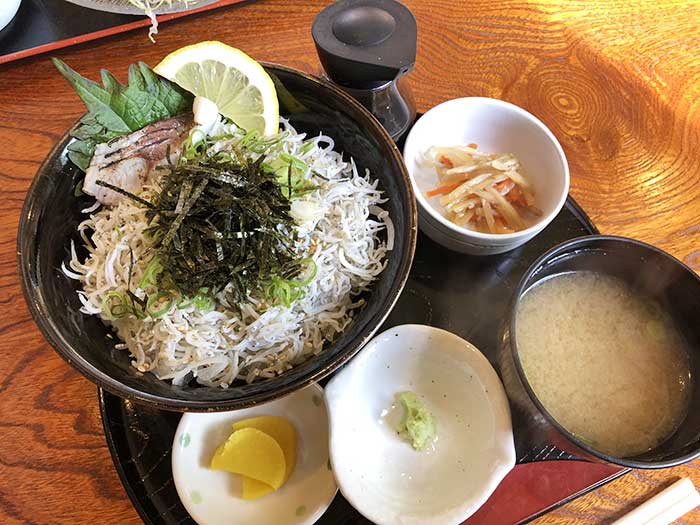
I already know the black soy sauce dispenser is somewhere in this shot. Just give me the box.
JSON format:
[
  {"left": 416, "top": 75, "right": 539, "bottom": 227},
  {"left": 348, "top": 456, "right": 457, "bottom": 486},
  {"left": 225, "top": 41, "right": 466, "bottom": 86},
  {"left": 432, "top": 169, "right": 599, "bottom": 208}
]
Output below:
[{"left": 312, "top": 0, "right": 417, "bottom": 142}]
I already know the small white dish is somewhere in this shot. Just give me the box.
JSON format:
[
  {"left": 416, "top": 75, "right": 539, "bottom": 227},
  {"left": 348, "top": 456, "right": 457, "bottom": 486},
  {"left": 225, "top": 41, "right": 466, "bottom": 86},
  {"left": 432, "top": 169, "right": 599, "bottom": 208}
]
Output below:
[
  {"left": 172, "top": 384, "right": 337, "bottom": 525},
  {"left": 325, "top": 324, "right": 515, "bottom": 525},
  {"left": 403, "top": 97, "right": 570, "bottom": 255},
  {"left": 63, "top": 0, "right": 218, "bottom": 15},
  {"left": 0, "top": 0, "right": 21, "bottom": 32}
]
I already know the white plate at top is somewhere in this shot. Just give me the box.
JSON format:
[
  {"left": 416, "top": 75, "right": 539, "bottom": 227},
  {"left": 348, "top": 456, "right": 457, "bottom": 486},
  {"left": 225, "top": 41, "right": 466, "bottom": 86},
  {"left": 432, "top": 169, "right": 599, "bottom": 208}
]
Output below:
[
  {"left": 63, "top": 0, "right": 219, "bottom": 16},
  {"left": 0, "top": 0, "right": 21, "bottom": 31},
  {"left": 325, "top": 324, "right": 515, "bottom": 525},
  {"left": 172, "top": 383, "right": 337, "bottom": 525}
]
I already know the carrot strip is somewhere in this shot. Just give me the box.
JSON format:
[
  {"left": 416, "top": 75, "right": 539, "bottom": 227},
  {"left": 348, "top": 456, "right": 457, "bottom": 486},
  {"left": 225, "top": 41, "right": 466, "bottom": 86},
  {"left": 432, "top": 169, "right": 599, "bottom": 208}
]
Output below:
[
  {"left": 505, "top": 185, "right": 526, "bottom": 206},
  {"left": 426, "top": 182, "right": 462, "bottom": 197},
  {"left": 438, "top": 155, "right": 454, "bottom": 168},
  {"left": 494, "top": 180, "right": 514, "bottom": 193}
]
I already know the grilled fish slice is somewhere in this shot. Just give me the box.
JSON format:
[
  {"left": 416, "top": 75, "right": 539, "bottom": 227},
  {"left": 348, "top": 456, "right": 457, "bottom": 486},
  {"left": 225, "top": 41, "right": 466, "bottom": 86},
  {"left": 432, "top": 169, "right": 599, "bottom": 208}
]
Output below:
[{"left": 83, "top": 113, "right": 193, "bottom": 205}]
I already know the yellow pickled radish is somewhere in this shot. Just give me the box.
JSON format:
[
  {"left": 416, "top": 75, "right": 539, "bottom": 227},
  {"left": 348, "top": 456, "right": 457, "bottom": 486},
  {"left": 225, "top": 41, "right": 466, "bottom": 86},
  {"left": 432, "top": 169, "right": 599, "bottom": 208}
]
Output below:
[
  {"left": 232, "top": 416, "right": 297, "bottom": 483},
  {"left": 210, "top": 427, "right": 286, "bottom": 490},
  {"left": 242, "top": 477, "right": 276, "bottom": 500}
]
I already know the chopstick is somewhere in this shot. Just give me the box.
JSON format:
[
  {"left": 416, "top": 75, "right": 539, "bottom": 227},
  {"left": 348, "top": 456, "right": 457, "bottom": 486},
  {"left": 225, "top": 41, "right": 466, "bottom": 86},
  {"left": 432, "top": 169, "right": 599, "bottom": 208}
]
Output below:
[{"left": 612, "top": 478, "right": 700, "bottom": 525}]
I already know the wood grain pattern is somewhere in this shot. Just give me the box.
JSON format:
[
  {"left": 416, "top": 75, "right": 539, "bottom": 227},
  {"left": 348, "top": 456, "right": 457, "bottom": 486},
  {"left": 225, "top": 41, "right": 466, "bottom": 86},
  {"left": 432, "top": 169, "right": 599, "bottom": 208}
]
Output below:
[{"left": 1, "top": 0, "right": 699, "bottom": 523}]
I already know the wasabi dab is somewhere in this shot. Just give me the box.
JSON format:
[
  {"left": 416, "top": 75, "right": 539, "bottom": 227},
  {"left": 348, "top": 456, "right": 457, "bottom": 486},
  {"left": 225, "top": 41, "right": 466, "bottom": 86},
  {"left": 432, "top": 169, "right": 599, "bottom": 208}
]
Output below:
[{"left": 395, "top": 391, "right": 437, "bottom": 451}]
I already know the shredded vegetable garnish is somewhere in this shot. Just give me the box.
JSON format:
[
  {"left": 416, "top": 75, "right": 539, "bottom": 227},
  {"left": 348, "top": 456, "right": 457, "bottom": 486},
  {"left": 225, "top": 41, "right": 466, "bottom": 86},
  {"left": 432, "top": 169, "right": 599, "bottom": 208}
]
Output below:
[{"left": 423, "top": 144, "right": 541, "bottom": 234}]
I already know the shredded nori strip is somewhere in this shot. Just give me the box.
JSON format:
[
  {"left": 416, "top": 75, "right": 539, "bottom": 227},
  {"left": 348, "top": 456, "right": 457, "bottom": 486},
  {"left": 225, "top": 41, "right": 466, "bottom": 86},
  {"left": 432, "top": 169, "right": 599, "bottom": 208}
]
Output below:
[
  {"left": 95, "top": 180, "right": 155, "bottom": 208},
  {"left": 95, "top": 143, "right": 305, "bottom": 307},
  {"left": 142, "top": 150, "right": 300, "bottom": 304}
]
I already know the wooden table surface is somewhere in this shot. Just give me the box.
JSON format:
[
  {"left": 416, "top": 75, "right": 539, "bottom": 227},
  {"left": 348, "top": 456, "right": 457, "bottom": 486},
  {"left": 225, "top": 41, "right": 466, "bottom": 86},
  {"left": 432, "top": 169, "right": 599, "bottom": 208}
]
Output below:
[{"left": 1, "top": 0, "right": 699, "bottom": 523}]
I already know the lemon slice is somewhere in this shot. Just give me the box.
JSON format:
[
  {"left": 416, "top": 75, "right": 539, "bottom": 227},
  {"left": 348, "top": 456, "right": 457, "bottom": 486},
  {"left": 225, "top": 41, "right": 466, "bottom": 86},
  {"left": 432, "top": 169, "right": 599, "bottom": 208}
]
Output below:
[{"left": 154, "top": 41, "right": 278, "bottom": 136}]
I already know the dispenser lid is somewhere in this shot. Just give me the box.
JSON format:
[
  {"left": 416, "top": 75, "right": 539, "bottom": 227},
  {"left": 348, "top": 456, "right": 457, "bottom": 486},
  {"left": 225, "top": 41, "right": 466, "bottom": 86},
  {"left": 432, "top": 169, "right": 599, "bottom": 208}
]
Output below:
[{"left": 312, "top": 0, "right": 417, "bottom": 88}]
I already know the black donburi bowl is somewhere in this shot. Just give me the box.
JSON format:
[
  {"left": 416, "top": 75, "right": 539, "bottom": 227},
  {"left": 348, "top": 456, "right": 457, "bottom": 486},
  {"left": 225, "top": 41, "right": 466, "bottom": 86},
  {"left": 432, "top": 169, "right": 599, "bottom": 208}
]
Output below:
[
  {"left": 501, "top": 235, "right": 700, "bottom": 468},
  {"left": 17, "top": 63, "right": 417, "bottom": 412}
]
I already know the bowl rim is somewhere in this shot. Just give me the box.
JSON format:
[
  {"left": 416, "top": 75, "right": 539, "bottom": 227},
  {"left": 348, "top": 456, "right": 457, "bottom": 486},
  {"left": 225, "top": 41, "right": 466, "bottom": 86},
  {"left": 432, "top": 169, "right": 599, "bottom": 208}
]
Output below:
[
  {"left": 16, "top": 62, "right": 417, "bottom": 412},
  {"left": 509, "top": 234, "right": 700, "bottom": 468},
  {"left": 403, "top": 96, "right": 570, "bottom": 241},
  {"left": 324, "top": 324, "right": 515, "bottom": 525}
]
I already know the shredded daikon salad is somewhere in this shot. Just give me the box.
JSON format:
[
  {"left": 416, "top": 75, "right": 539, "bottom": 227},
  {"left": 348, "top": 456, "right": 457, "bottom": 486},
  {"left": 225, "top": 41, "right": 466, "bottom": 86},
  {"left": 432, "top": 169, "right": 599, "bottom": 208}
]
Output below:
[
  {"left": 422, "top": 144, "right": 540, "bottom": 234},
  {"left": 63, "top": 119, "right": 392, "bottom": 387}
]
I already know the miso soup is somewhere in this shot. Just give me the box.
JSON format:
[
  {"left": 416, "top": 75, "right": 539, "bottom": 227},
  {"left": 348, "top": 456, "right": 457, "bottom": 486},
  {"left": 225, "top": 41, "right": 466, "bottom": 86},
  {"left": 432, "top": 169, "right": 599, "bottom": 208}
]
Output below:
[{"left": 515, "top": 271, "right": 691, "bottom": 457}]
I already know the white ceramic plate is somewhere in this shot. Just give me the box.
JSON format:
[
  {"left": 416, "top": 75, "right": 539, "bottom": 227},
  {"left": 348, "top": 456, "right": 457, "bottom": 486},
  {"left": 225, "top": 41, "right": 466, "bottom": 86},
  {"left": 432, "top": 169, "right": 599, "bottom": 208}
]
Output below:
[
  {"left": 325, "top": 324, "right": 515, "bottom": 525},
  {"left": 172, "top": 384, "right": 337, "bottom": 525},
  {"left": 0, "top": 0, "right": 21, "bottom": 31},
  {"left": 63, "top": 0, "right": 219, "bottom": 15}
]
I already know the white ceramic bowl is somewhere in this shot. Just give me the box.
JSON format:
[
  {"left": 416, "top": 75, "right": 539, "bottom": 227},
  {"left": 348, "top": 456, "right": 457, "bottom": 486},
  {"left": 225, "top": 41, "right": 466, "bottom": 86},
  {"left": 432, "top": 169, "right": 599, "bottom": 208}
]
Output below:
[
  {"left": 403, "top": 97, "right": 570, "bottom": 255},
  {"left": 0, "top": 0, "right": 21, "bottom": 32},
  {"left": 172, "top": 384, "right": 337, "bottom": 525},
  {"left": 325, "top": 324, "right": 515, "bottom": 525}
]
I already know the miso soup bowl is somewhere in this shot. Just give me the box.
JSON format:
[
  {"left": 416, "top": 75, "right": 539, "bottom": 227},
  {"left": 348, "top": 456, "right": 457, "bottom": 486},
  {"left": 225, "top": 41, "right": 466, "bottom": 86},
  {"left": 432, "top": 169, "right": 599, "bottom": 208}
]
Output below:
[
  {"left": 402, "top": 97, "right": 569, "bottom": 255},
  {"left": 500, "top": 235, "right": 700, "bottom": 468}
]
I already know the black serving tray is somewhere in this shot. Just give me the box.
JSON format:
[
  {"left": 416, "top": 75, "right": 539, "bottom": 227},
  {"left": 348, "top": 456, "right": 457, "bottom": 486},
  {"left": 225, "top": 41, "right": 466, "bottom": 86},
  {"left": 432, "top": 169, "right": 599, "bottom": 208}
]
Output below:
[{"left": 98, "top": 196, "right": 626, "bottom": 525}]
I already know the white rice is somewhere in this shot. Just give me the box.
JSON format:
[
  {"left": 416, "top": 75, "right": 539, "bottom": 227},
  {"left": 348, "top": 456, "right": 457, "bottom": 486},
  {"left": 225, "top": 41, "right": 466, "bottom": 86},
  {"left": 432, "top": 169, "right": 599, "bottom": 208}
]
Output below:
[{"left": 64, "top": 120, "right": 390, "bottom": 387}]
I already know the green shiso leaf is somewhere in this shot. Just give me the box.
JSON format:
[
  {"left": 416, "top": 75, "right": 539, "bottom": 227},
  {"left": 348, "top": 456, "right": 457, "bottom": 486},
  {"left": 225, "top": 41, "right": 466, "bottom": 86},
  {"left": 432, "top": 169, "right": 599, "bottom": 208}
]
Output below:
[{"left": 52, "top": 58, "right": 193, "bottom": 171}]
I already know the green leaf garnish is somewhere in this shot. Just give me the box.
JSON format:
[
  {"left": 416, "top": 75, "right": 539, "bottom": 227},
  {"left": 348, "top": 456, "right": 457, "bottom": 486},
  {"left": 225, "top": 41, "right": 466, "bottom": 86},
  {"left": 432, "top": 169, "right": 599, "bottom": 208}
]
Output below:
[{"left": 52, "top": 58, "right": 193, "bottom": 171}]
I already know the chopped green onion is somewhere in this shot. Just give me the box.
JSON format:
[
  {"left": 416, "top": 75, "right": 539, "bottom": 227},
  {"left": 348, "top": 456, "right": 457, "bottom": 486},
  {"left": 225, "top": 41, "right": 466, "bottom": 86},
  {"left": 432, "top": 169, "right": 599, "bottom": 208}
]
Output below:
[
  {"left": 264, "top": 259, "right": 317, "bottom": 308},
  {"left": 213, "top": 151, "right": 236, "bottom": 164},
  {"left": 290, "top": 259, "right": 317, "bottom": 286},
  {"left": 103, "top": 291, "right": 130, "bottom": 319},
  {"left": 175, "top": 289, "right": 216, "bottom": 312},
  {"left": 238, "top": 129, "right": 289, "bottom": 154},
  {"left": 180, "top": 287, "right": 214, "bottom": 312},
  {"left": 176, "top": 297, "right": 194, "bottom": 309},
  {"left": 299, "top": 140, "right": 315, "bottom": 155},
  {"left": 208, "top": 131, "right": 239, "bottom": 141},
  {"left": 193, "top": 293, "right": 215, "bottom": 312},
  {"left": 110, "top": 303, "right": 132, "bottom": 318},
  {"left": 266, "top": 275, "right": 304, "bottom": 308},
  {"left": 146, "top": 291, "right": 174, "bottom": 318},
  {"left": 182, "top": 130, "right": 209, "bottom": 161},
  {"left": 139, "top": 256, "right": 163, "bottom": 289},
  {"left": 279, "top": 152, "right": 307, "bottom": 172},
  {"left": 239, "top": 128, "right": 259, "bottom": 146},
  {"left": 190, "top": 128, "right": 207, "bottom": 145},
  {"left": 267, "top": 156, "right": 318, "bottom": 199}
]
